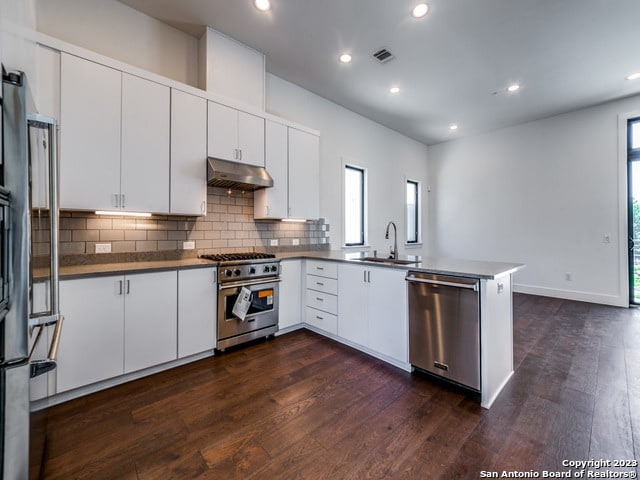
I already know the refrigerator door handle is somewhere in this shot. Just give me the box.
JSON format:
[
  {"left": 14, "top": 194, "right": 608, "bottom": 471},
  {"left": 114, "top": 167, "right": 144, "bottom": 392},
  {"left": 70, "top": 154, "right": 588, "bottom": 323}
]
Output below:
[{"left": 28, "top": 315, "right": 64, "bottom": 378}]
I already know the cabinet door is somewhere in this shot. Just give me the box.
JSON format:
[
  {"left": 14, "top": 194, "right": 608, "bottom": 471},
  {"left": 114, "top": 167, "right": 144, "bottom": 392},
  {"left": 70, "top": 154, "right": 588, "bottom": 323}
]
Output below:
[
  {"left": 171, "top": 90, "right": 207, "bottom": 215},
  {"left": 279, "top": 260, "right": 302, "bottom": 330},
  {"left": 60, "top": 53, "right": 121, "bottom": 210},
  {"left": 368, "top": 267, "right": 408, "bottom": 363},
  {"left": 124, "top": 271, "right": 177, "bottom": 373},
  {"left": 121, "top": 73, "right": 170, "bottom": 213},
  {"left": 208, "top": 101, "right": 238, "bottom": 161},
  {"left": 57, "top": 276, "right": 125, "bottom": 393},
  {"left": 254, "top": 120, "right": 288, "bottom": 219},
  {"left": 237, "top": 111, "right": 265, "bottom": 166},
  {"left": 178, "top": 268, "right": 216, "bottom": 357},
  {"left": 288, "top": 128, "right": 319, "bottom": 219},
  {"left": 337, "top": 264, "right": 368, "bottom": 346}
]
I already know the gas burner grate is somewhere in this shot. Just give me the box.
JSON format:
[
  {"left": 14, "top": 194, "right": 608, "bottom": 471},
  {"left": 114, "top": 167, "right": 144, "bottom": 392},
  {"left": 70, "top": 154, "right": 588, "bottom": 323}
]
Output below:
[{"left": 200, "top": 252, "right": 276, "bottom": 262}]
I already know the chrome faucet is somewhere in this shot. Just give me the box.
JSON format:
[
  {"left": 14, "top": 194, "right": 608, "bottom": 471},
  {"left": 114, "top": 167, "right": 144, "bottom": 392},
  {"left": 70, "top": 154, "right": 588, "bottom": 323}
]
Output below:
[{"left": 385, "top": 221, "right": 398, "bottom": 260}]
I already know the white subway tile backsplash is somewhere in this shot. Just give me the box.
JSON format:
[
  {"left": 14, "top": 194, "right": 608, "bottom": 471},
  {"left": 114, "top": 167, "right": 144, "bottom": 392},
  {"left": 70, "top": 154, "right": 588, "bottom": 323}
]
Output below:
[{"left": 36, "top": 187, "right": 329, "bottom": 257}]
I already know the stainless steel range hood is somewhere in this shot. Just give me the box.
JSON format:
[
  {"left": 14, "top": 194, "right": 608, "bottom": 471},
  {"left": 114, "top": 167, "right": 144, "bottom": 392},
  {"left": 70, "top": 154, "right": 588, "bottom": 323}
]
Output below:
[{"left": 207, "top": 157, "right": 273, "bottom": 191}]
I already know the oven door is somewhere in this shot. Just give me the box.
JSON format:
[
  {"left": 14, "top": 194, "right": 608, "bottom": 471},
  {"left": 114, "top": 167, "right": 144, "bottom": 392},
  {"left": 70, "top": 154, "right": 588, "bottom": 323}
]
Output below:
[{"left": 218, "top": 278, "right": 279, "bottom": 349}]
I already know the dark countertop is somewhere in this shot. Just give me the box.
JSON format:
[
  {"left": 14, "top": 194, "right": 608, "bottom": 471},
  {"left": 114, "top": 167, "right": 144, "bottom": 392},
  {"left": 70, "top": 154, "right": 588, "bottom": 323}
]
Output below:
[
  {"left": 46, "top": 250, "right": 523, "bottom": 281},
  {"left": 278, "top": 251, "right": 524, "bottom": 279}
]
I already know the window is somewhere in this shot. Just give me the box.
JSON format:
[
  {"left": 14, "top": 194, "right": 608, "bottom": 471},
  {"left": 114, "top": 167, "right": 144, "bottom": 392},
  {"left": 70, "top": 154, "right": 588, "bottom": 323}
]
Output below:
[
  {"left": 406, "top": 180, "right": 420, "bottom": 244},
  {"left": 344, "top": 165, "right": 365, "bottom": 246}
]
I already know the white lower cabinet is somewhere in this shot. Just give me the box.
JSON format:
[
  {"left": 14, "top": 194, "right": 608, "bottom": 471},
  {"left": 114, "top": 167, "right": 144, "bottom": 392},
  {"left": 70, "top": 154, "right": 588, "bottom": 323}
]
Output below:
[
  {"left": 58, "top": 276, "right": 125, "bottom": 393},
  {"left": 304, "top": 261, "right": 338, "bottom": 335},
  {"left": 124, "top": 271, "right": 177, "bottom": 373},
  {"left": 177, "top": 268, "right": 216, "bottom": 357},
  {"left": 337, "top": 264, "right": 408, "bottom": 363},
  {"left": 279, "top": 260, "right": 302, "bottom": 330},
  {"left": 57, "top": 270, "right": 179, "bottom": 393}
]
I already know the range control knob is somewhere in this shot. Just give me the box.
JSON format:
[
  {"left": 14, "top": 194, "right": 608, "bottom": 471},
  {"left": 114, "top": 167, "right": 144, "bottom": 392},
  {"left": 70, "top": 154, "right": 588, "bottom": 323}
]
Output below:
[
  {"left": 249, "top": 267, "right": 256, "bottom": 274},
  {"left": 263, "top": 265, "right": 271, "bottom": 273},
  {"left": 224, "top": 269, "right": 232, "bottom": 277},
  {"left": 233, "top": 269, "right": 241, "bottom": 276},
  {"left": 270, "top": 265, "right": 278, "bottom": 272}
]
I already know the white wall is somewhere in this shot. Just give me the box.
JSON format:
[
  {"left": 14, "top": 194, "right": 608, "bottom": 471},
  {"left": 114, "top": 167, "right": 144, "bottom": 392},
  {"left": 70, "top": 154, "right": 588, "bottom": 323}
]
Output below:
[
  {"left": 33, "top": 0, "right": 430, "bottom": 254},
  {"left": 266, "top": 74, "right": 429, "bottom": 254},
  {"left": 428, "top": 96, "right": 640, "bottom": 306},
  {"left": 1, "top": 0, "right": 38, "bottom": 81},
  {"left": 35, "top": 0, "right": 199, "bottom": 87}
]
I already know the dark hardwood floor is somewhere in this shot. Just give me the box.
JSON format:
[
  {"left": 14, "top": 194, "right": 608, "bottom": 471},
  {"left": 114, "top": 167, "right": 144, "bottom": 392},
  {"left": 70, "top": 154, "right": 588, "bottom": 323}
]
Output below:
[{"left": 39, "top": 293, "right": 640, "bottom": 479}]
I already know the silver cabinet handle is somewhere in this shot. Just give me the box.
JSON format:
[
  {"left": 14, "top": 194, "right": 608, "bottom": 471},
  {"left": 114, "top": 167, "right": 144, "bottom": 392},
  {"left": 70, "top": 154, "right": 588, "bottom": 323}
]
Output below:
[
  {"left": 118, "top": 280, "right": 123, "bottom": 295},
  {"left": 121, "top": 194, "right": 126, "bottom": 209},
  {"left": 201, "top": 200, "right": 206, "bottom": 213},
  {"left": 126, "top": 279, "right": 131, "bottom": 294},
  {"left": 363, "top": 270, "right": 367, "bottom": 283},
  {"left": 112, "top": 193, "right": 119, "bottom": 208},
  {"left": 239, "top": 149, "right": 243, "bottom": 161},
  {"left": 316, "top": 297, "right": 324, "bottom": 301},
  {"left": 316, "top": 315, "right": 323, "bottom": 320},
  {"left": 367, "top": 271, "right": 371, "bottom": 283},
  {"left": 316, "top": 282, "right": 324, "bottom": 286}
]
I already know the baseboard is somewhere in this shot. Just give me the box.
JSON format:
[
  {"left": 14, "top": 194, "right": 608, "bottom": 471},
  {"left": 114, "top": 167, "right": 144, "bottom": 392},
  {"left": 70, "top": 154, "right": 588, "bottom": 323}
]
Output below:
[{"left": 513, "top": 283, "right": 627, "bottom": 307}]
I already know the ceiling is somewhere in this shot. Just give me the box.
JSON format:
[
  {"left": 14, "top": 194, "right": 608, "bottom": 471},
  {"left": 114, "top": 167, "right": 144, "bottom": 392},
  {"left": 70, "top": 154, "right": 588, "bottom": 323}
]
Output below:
[{"left": 117, "top": 0, "right": 640, "bottom": 146}]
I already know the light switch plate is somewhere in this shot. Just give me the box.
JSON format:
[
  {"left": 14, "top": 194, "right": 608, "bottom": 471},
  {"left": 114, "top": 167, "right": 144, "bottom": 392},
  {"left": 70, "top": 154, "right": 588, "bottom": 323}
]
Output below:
[
  {"left": 95, "top": 243, "right": 111, "bottom": 253},
  {"left": 270, "top": 239, "right": 278, "bottom": 246},
  {"left": 183, "top": 241, "right": 195, "bottom": 250},
  {"left": 292, "top": 239, "right": 300, "bottom": 246}
]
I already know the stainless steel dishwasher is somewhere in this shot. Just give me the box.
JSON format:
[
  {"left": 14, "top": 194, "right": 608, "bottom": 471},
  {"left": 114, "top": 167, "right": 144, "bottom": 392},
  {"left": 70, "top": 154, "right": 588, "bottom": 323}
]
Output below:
[{"left": 406, "top": 272, "right": 480, "bottom": 391}]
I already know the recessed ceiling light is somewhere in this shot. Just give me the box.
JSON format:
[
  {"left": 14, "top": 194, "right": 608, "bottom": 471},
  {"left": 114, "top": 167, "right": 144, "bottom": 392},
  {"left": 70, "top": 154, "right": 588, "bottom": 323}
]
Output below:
[
  {"left": 507, "top": 84, "right": 520, "bottom": 92},
  {"left": 253, "top": 0, "right": 270, "bottom": 12},
  {"left": 390, "top": 86, "right": 400, "bottom": 94},
  {"left": 627, "top": 72, "right": 640, "bottom": 81},
  {"left": 449, "top": 124, "right": 458, "bottom": 131},
  {"left": 412, "top": 3, "right": 429, "bottom": 18},
  {"left": 339, "top": 53, "right": 352, "bottom": 64}
]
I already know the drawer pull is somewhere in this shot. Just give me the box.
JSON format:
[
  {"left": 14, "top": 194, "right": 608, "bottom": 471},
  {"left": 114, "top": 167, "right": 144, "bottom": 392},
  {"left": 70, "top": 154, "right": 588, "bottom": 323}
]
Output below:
[
  {"left": 316, "top": 266, "right": 324, "bottom": 271},
  {"left": 316, "top": 282, "right": 324, "bottom": 286},
  {"left": 316, "top": 315, "right": 323, "bottom": 320},
  {"left": 316, "top": 297, "right": 324, "bottom": 301}
]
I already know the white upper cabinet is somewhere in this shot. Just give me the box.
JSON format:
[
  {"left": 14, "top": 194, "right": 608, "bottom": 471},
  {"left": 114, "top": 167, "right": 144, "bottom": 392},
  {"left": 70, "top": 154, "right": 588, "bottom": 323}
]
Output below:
[
  {"left": 255, "top": 124, "right": 320, "bottom": 220},
  {"left": 60, "top": 54, "right": 173, "bottom": 213},
  {"left": 170, "top": 89, "right": 207, "bottom": 215},
  {"left": 60, "top": 53, "right": 121, "bottom": 211},
  {"left": 208, "top": 101, "right": 265, "bottom": 167},
  {"left": 288, "top": 128, "right": 320, "bottom": 219},
  {"left": 254, "top": 120, "right": 288, "bottom": 219},
  {"left": 121, "top": 73, "right": 170, "bottom": 213}
]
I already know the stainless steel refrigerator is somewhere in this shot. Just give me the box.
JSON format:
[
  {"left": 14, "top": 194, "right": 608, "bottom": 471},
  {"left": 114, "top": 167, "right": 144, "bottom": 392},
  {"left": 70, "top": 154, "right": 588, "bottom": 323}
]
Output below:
[{"left": 1, "top": 70, "right": 63, "bottom": 479}]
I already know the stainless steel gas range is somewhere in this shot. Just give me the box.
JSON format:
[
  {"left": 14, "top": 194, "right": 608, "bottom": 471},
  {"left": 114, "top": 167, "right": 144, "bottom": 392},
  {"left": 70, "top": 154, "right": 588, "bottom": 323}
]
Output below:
[{"left": 200, "top": 253, "right": 281, "bottom": 350}]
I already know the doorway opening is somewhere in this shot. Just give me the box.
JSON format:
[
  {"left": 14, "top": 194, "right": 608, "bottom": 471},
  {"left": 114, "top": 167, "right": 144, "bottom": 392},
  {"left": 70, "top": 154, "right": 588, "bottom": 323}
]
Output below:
[{"left": 627, "top": 118, "right": 640, "bottom": 304}]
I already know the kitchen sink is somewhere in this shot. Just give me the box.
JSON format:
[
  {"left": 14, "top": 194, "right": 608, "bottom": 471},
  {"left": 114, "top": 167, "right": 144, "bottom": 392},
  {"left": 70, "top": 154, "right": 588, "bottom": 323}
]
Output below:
[{"left": 353, "top": 257, "right": 420, "bottom": 265}]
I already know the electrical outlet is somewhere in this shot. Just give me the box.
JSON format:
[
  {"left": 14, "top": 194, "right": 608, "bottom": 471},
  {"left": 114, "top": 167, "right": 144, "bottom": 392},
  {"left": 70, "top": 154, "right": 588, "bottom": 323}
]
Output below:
[
  {"left": 95, "top": 243, "right": 111, "bottom": 253},
  {"left": 182, "top": 241, "right": 195, "bottom": 250},
  {"left": 270, "top": 239, "right": 278, "bottom": 246},
  {"left": 292, "top": 238, "right": 300, "bottom": 246}
]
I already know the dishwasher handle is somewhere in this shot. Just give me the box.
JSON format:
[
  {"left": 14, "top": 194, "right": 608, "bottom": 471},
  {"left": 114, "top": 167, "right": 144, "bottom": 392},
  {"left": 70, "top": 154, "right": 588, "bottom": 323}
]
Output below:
[{"left": 405, "top": 274, "right": 478, "bottom": 291}]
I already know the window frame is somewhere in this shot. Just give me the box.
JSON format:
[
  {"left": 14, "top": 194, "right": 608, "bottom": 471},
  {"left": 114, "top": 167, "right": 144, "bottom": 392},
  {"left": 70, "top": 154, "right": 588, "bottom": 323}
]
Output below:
[
  {"left": 343, "top": 163, "right": 367, "bottom": 247},
  {"left": 405, "top": 178, "right": 421, "bottom": 245}
]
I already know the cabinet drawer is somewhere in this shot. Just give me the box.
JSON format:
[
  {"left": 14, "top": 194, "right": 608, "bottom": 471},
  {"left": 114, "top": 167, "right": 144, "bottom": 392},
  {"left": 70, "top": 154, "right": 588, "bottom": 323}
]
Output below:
[
  {"left": 306, "top": 274, "right": 338, "bottom": 295},
  {"left": 306, "top": 260, "right": 337, "bottom": 279},
  {"left": 305, "top": 306, "right": 338, "bottom": 335},
  {"left": 305, "top": 289, "right": 337, "bottom": 314}
]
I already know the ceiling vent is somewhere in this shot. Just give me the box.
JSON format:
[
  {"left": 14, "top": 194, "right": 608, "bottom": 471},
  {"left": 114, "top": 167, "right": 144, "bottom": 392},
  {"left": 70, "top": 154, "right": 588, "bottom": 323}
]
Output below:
[{"left": 372, "top": 47, "right": 395, "bottom": 64}]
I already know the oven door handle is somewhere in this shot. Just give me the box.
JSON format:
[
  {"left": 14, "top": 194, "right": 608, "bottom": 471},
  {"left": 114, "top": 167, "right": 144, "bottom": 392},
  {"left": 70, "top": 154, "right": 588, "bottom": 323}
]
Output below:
[{"left": 219, "top": 277, "right": 281, "bottom": 290}]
